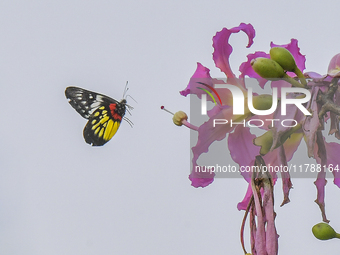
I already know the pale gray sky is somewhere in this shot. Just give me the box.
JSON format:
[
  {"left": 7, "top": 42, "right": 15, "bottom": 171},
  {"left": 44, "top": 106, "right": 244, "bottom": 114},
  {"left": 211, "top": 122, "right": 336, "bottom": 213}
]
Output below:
[{"left": 1, "top": 0, "right": 340, "bottom": 254}]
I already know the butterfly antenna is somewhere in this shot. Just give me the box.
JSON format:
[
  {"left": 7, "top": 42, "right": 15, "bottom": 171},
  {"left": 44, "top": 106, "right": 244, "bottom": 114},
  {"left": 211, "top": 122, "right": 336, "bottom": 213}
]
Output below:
[
  {"left": 126, "top": 94, "right": 137, "bottom": 104},
  {"left": 123, "top": 81, "right": 129, "bottom": 99},
  {"left": 122, "top": 81, "right": 135, "bottom": 114}
]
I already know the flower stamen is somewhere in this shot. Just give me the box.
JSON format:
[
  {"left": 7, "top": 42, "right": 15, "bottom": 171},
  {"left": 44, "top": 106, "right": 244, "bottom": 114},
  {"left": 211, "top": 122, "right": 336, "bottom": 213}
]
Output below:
[{"left": 161, "top": 106, "right": 198, "bottom": 131}]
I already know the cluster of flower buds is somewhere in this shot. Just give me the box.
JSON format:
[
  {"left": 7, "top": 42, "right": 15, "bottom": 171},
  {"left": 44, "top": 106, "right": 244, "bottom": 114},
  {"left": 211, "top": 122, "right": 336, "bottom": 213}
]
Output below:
[{"left": 251, "top": 47, "right": 307, "bottom": 87}]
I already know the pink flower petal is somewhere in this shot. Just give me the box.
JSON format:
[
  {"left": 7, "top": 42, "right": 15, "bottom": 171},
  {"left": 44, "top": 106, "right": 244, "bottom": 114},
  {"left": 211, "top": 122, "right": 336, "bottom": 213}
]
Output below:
[
  {"left": 228, "top": 126, "right": 260, "bottom": 177},
  {"left": 192, "top": 106, "right": 237, "bottom": 163},
  {"left": 262, "top": 179, "right": 278, "bottom": 254},
  {"left": 180, "top": 63, "right": 240, "bottom": 107},
  {"left": 322, "top": 141, "right": 340, "bottom": 188},
  {"left": 189, "top": 107, "right": 234, "bottom": 187},
  {"left": 213, "top": 23, "right": 255, "bottom": 79},
  {"left": 305, "top": 71, "right": 324, "bottom": 80},
  {"left": 277, "top": 146, "right": 293, "bottom": 206},
  {"left": 180, "top": 62, "right": 213, "bottom": 97},
  {"left": 189, "top": 163, "right": 215, "bottom": 188},
  {"left": 237, "top": 182, "right": 253, "bottom": 210},
  {"left": 327, "top": 53, "right": 340, "bottom": 77},
  {"left": 189, "top": 106, "right": 252, "bottom": 187},
  {"left": 313, "top": 132, "right": 329, "bottom": 223}
]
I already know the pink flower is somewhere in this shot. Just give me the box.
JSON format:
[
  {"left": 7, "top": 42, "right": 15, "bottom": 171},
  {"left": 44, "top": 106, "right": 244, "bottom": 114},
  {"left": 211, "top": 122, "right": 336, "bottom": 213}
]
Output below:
[
  {"left": 328, "top": 53, "right": 340, "bottom": 77},
  {"left": 180, "top": 23, "right": 307, "bottom": 192},
  {"left": 165, "top": 23, "right": 340, "bottom": 254}
]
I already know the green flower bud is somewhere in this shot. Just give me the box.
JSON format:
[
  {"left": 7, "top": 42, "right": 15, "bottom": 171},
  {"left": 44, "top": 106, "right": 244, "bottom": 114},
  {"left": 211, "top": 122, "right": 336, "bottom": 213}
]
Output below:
[
  {"left": 253, "top": 124, "right": 302, "bottom": 155},
  {"left": 270, "top": 47, "right": 297, "bottom": 72},
  {"left": 252, "top": 94, "right": 274, "bottom": 111},
  {"left": 251, "top": 57, "right": 285, "bottom": 79},
  {"left": 251, "top": 57, "right": 305, "bottom": 88},
  {"left": 270, "top": 47, "right": 307, "bottom": 86},
  {"left": 312, "top": 223, "right": 340, "bottom": 240}
]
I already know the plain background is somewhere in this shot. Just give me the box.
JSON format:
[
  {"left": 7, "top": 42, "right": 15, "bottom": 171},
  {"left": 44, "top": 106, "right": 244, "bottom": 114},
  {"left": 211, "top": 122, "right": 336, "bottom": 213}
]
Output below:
[{"left": 1, "top": 0, "right": 340, "bottom": 254}]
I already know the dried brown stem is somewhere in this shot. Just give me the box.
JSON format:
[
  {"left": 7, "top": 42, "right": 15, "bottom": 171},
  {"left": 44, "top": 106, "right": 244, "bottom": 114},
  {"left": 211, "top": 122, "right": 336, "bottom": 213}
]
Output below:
[{"left": 317, "top": 78, "right": 340, "bottom": 118}]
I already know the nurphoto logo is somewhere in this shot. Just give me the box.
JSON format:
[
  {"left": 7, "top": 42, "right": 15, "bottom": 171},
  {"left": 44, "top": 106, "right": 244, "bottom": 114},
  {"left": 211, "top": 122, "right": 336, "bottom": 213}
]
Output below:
[{"left": 198, "top": 82, "right": 311, "bottom": 128}]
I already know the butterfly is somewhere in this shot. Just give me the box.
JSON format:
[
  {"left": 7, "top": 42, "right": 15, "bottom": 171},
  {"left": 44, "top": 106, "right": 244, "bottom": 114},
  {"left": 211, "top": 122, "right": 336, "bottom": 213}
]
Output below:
[{"left": 65, "top": 86, "right": 133, "bottom": 146}]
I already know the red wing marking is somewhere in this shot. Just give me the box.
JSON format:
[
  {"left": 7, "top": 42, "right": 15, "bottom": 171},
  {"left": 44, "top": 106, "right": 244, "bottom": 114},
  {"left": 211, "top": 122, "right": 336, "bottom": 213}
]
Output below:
[{"left": 109, "top": 103, "right": 122, "bottom": 121}]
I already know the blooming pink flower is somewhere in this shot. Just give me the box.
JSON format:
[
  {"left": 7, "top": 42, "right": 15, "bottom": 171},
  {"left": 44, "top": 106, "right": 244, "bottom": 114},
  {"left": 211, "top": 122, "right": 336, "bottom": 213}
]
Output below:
[
  {"left": 167, "top": 22, "right": 340, "bottom": 254},
  {"left": 181, "top": 24, "right": 307, "bottom": 192}
]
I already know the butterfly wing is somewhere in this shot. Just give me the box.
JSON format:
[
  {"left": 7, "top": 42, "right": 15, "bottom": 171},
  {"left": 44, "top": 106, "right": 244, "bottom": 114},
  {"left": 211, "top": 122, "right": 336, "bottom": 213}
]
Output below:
[
  {"left": 65, "top": 86, "right": 119, "bottom": 119},
  {"left": 83, "top": 104, "right": 124, "bottom": 146}
]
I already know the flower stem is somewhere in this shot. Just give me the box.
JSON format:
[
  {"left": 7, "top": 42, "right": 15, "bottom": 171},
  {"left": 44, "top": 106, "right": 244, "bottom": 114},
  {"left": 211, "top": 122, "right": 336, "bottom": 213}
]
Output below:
[
  {"left": 240, "top": 196, "right": 254, "bottom": 255},
  {"left": 283, "top": 73, "right": 305, "bottom": 88}
]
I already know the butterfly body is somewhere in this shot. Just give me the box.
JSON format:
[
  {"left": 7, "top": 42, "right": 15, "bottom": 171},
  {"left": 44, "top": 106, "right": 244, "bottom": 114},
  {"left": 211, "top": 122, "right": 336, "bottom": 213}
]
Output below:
[{"left": 65, "top": 86, "right": 130, "bottom": 146}]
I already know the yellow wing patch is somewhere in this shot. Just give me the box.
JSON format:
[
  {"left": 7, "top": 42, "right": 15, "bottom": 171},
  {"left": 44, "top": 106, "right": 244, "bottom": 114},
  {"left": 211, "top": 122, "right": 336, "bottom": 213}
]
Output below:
[
  {"left": 91, "top": 116, "right": 109, "bottom": 130},
  {"left": 91, "top": 120, "right": 120, "bottom": 140},
  {"left": 83, "top": 104, "right": 123, "bottom": 146},
  {"left": 103, "top": 119, "right": 120, "bottom": 141},
  {"left": 98, "top": 128, "right": 104, "bottom": 138},
  {"left": 89, "top": 111, "right": 120, "bottom": 141}
]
